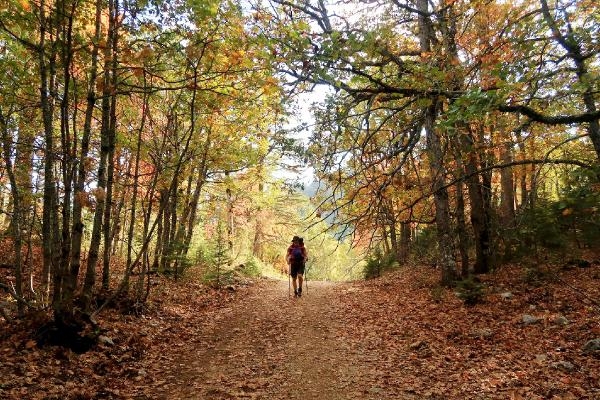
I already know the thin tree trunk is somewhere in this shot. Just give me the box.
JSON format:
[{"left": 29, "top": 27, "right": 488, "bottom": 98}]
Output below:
[
  {"left": 110, "top": 184, "right": 125, "bottom": 256},
  {"left": 159, "top": 188, "right": 171, "bottom": 273},
  {"left": 399, "top": 220, "right": 411, "bottom": 264},
  {"left": 70, "top": 0, "right": 102, "bottom": 302},
  {"left": 455, "top": 180, "right": 469, "bottom": 277},
  {"left": 101, "top": 16, "right": 120, "bottom": 293},
  {"left": 84, "top": 0, "right": 117, "bottom": 298},
  {"left": 225, "top": 172, "right": 234, "bottom": 253},
  {"left": 515, "top": 129, "right": 528, "bottom": 209},
  {"left": 125, "top": 88, "right": 148, "bottom": 290},
  {"left": 387, "top": 210, "right": 399, "bottom": 261},
  {"left": 169, "top": 182, "right": 178, "bottom": 277},
  {"left": 500, "top": 142, "right": 516, "bottom": 227},
  {"left": 183, "top": 132, "right": 211, "bottom": 253},
  {"left": 381, "top": 223, "right": 391, "bottom": 255},
  {"left": 0, "top": 114, "right": 24, "bottom": 315},
  {"left": 5, "top": 113, "right": 34, "bottom": 241},
  {"left": 58, "top": 1, "right": 77, "bottom": 311},
  {"left": 38, "top": 0, "right": 62, "bottom": 318},
  {"left": 540, "top": 0, "right": 600, "bottom": 160}
]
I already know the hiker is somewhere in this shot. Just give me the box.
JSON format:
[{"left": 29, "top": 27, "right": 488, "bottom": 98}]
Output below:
[{"left": 287, "top": 235, "right": 307, "bottom": 297}]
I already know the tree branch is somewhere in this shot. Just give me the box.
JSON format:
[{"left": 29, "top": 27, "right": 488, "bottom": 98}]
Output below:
[{"left": 498, "top": 105, "right": 600, "bottom": 125}]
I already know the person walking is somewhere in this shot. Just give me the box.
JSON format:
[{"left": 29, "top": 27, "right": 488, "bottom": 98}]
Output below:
[{"left": 287, "top": 236, "right": 307, "bottom": 297}]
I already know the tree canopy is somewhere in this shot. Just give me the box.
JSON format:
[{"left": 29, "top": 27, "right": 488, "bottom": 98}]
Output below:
[{"left": 0, "top": 0, "right": 598, "bottom": 325}]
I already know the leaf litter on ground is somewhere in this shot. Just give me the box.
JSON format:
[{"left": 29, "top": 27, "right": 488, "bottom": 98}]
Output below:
[{"left": 0, "top": 262, "right": 599, "bottom": 399}]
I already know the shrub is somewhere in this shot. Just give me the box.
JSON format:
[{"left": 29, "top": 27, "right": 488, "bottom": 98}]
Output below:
[
  {"left": 202, "top": 267, "right": 235, "bottom": 288},
  {"left": 455, "top": 276, "right": 485, "bottom": 306},
  {"left": 410, "top": 226, "right": 439, "bottom": 265},
  {"left": 430, "top": 285, "right": 445, "bottom": 303},
  {"left": 555, "top": 166, "right": 600, "bottom": 248},
  {"left": 363, "top": 248, "right": 397, "bottom": 279},
  {"left": 240, "top": 257, "right": 262, "bottom": 277}
]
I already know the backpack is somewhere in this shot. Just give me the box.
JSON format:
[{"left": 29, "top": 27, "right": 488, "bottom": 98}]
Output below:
[{"left": 291, "top": 247, "right": 304, "bottom": 263}]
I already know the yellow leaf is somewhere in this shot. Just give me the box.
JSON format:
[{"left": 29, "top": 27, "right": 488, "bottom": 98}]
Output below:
[{"left": 21, "top": 0, "right": 31, "bottom": 12}]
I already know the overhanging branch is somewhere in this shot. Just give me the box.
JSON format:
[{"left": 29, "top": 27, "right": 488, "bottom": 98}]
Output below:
[{"left": 498, "top": 105, "right": 600, "bottom": 125}]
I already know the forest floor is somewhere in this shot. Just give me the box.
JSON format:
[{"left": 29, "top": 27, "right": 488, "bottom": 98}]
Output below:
[{"left": 1, "top": 261, "right": 600, "bottom": 399}]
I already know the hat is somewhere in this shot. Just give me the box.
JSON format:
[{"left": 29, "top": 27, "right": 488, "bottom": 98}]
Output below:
[{"left": 291, "top": 235, "right": 300, "bottom": 242}]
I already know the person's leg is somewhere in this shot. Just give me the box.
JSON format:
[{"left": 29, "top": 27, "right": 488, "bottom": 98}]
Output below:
[
  {"left": 297, "top": 274, "right": 303, "bottom": 295},
  {"left": 291, "top": 265, "right": 298, "bottom": 296}
]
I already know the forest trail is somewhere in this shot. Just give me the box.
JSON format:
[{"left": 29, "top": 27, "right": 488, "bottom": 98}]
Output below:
[
  {"left": 1, "top": 265, "right": 598, "bottom": 399},
  {"left": 153, "top": 279, "right": 383, "bottom": 400},
  {"left": 141, "top": 265, "right": 600, "bottom": 400}
]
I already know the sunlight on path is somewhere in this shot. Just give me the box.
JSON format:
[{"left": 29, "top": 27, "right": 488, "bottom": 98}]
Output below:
[{"left": 154, "top": 279, "right": 378, "bottom": 399}]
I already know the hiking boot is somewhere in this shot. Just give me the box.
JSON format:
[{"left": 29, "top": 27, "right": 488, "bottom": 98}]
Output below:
[
  {"left": 294, "top": 289, "right": 298, "bottom": 297},
  {"left": 297, "top": 287, "right": 302, "bottom": 297}
]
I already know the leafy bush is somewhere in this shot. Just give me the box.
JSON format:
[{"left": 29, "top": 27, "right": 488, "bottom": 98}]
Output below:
[
  {"left": 555, "top": 166, "right": 600, "bottom": 248},
  {"left": 202, "top": 268, "right": 235, "bottom": 287},
  {"left": 509, "top": 167, "right": 600, "bottom": 260},
  {"left": 240, "top": 257, "right": 262, "bottom": 277},
  {"left": 363, "top": 248, "right": 397, "bottom": 279},
  {"left": 455, "top": 276, "right": 485, "bottom": 306},
  {"left": 410, "top": 226, "right": 439, "bottom": 265},
  {"left": 522, "top": 264, "right": 557, "bottom": 286},
  {"left": 514, "top": 201, "right": 566, "bottom": 254}
]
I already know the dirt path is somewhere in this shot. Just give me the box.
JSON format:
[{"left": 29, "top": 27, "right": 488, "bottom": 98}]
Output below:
[
  {"left": 3, "top": 265, "right": 597, "bottom": 399},
  {"left": 153, "top": 279, "right": 375, "bottom": 400}
]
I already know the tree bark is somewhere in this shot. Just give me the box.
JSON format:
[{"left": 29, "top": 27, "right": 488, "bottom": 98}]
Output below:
[
  {"left": 38, "top": 0, "right": 62, "bottom": 318},
  {"left": 461, "top": 129, "right": 491, "bottom": 274},
  {"left": 101, "top": 9, "right": 120, "bottom": 293},
  {"left": 417, "top": 0, "right": 456, "bottom": 285},
  {"left": 454, "top": 180, "right": 469, "bottom": 277},
  {"left": 84, "top": 0, "right": 118, "bottom": 299},
  {"left": 70, "top": 0, "right": 102, "bottom": 301},
  {"left": 539, "top": 0, "right": 600, "bottom": 160},
  {"left": 58, "top": 0, "right": 77, "bottom": 312},
  {"left": 225, "top": 172, "right": 234, "bottom": 253},
  {"left": 500, "top": 142, "right": 516, "bottom": 225},
  {"left": 0, "top": 114, "right": 24, "bottom": 315},
  {"left": 399, "top": 220, "right": 411, "bottom": 264}
]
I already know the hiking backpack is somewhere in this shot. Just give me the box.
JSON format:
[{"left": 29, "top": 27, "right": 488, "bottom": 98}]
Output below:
[{"left": 291, "top": 247, "right": 304, "bottom": 263}]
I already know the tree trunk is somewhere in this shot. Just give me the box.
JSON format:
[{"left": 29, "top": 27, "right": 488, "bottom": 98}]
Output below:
[
  {"left": 125, "top": 89, "right": 148, "bottom": 289},
  {"left": 417, "top": 0, "right": 456, "bottom": 285},
  {"left": 462, "top": 131, "right": 491, "bottom": 274},
  {"left": 225, "top": 172, "right": 234, "bottom": 253},
  {"left": 500, "top": 142, "right": 516, "bottom": 227},
  {"left": 381, "top": 223, "right": 391, "bottom": 255},
  {"left": 184, "top": 161, "right": 209, "bottom": 254},
  {"left": 515, "top": 129, "right": 528, "bottom": 209},
  {"left": 252, "top": 177, "right": 264, "bottom": 259},
  {"left": 38, "top": 0, "right": 62, "bottom": 319},
  {"left": 540, "top": 0, "right": 600, "bottom": 160},
  {"left": 4, "top": 113, "right": 35, "bottom": 242},
  {"left": 159, "top": 188, "right": 171, "bottom": 273},
  {"left": 0, "top": 114, "right": 24, "bottom": 315},
  {"left": 454, "top": 180, "right": 469, "bottom": 277},
  {"left": 101, "top": 16, "right": 120, "bottom": 293},
  {"left": 84, "top": 0, "right": 117, "bottom": 299},
  {"left": 58, "top": 0, "right": 77, "bottom": 312},
  {"left": 399, "top": 221, "right": 411, "bottom": 264},
  {"left": 70, "top": 0, "right": 102, "bottom": 300}
]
